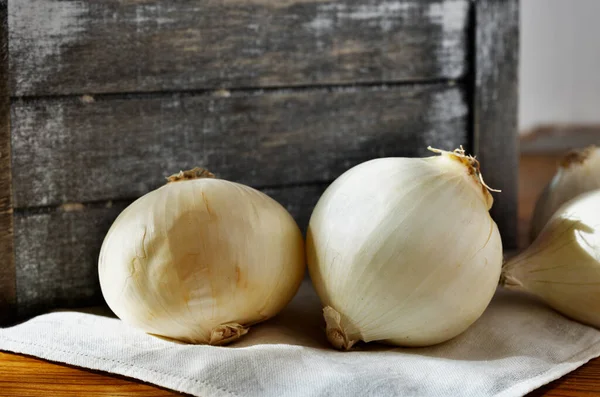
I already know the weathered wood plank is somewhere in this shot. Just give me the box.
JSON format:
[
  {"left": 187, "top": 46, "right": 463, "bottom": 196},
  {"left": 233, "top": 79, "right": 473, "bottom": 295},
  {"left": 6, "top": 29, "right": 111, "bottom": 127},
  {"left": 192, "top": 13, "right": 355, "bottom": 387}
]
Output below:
[
  {"left": 473, "top": 0, "right": 519, "bottom": 249},
  {"left": 11, "top": 84, "right": 468, "bottom": 208},
  {"left": 8, "top": 0, "right": 469, "bottom": 96},
  {"left": 262, "top": 184, "right": 329, "bottom": 236},
  {"left": 0, "top": 0, "right": 16, "bottom": 324},
  {"left": 14, "top": 202, "right": 126, "bottom": 318},
  {"left": 13, "top": 184, "right": 327, "bottom": 318}
]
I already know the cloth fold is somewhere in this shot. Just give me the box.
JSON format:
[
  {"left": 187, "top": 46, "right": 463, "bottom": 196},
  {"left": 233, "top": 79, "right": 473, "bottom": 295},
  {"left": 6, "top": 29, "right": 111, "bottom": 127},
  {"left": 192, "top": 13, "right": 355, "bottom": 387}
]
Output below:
[{"left": 2, "top": 281, "right": 600, "bottom": 397}]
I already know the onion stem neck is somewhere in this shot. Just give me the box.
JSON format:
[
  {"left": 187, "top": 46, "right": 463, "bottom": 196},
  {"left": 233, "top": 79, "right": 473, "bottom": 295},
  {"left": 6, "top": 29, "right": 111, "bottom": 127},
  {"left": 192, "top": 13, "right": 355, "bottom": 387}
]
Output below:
[
  {"left": 428, "top": 146, "right": 499, "bottom": 193},
  {"left": 167, "top": 167, "right": 215, "bottom": 183},
  {"left": 499, "top": 258, "right": 524, "bottom": 289},
  {"left": 428, "top": 146, "right": 498, "bottom": 210},
  {"left": 560, "top": 145, "right": 597, "bottom": 168}
]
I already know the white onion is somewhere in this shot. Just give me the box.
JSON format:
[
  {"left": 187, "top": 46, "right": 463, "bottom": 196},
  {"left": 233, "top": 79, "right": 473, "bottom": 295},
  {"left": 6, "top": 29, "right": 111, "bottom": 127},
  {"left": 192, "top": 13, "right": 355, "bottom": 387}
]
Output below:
[
  {"left": 530, "top": 146, "right": 600, "bottom": 241},
  {"left": 99, "top": 168, "right": 305, "bottom": 345},
  {"left": 503, "top": 189, "right": 600, "bottom": 328},
  {"left": 307, "top": 148, "right": 503, "bottom": 349}
]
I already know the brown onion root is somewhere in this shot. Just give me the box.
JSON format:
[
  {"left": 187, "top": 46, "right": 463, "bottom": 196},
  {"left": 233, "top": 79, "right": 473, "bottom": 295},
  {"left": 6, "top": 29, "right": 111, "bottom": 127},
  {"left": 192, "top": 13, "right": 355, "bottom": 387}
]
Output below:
[
  {"left": 323, "top": 306, "right": 358, "bottom": 350},
  {"left": 209, "top": 323, "right": 249, "bottom": 345}
]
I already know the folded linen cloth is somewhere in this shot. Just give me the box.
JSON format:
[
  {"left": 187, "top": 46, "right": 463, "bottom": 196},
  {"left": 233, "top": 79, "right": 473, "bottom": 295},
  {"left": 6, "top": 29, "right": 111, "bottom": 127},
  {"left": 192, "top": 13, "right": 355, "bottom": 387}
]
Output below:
[{"left": 2, "top": 280, "right": 599, "bottom": 397}]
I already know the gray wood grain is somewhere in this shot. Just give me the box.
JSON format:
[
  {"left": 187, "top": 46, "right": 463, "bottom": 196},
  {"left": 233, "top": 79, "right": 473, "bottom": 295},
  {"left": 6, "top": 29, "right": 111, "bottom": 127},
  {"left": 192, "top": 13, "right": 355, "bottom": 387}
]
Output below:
[
  {"left": 11, "top": 84, "right": 468, "bottom": 208},
  {"left": 13, "top": 183, "right": 327, "bottom": 318},
  {"left": 14, "top": 202, "right": 126, "bottom": 318},
  {"left": 0, "top": 0, "right": 16, "bottom": 324},
  {"left": 473, "top": 0, "right": 519, "bottom": 249},
  {"left": 8, "top": 0, "right": 469, "bottom": 96}
]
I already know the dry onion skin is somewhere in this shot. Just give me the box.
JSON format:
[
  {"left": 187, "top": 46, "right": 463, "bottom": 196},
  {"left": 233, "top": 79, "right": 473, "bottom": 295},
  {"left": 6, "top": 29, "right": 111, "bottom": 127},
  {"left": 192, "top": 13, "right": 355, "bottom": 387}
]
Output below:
[
  {"left": 307, "top": 147, "right": 503, "bottom": 349},
  {"left": 99, "top": 168, "right": 305, "bottom": 345},
  {"left": 530, "top": 146, "right": 600, "bottom": 241}
]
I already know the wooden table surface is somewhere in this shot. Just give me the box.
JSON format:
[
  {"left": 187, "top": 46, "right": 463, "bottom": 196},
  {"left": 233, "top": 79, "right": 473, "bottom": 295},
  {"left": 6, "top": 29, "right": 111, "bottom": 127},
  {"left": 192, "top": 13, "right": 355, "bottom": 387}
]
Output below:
[{"left": 2, "top": 151, "right": 600, "bottom": 396}]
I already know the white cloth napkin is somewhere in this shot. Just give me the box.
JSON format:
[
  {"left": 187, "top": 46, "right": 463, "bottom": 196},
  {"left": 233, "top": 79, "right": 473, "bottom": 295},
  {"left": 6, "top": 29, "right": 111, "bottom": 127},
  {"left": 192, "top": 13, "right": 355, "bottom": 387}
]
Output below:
[{"left": 2, "top": 280, "right": 600, "bottom": 397}]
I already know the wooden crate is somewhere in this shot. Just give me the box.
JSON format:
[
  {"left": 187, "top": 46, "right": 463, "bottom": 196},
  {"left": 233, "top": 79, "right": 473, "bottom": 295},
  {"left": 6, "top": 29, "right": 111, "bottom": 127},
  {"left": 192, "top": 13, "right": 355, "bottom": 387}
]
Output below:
[{"left": 0, "top": 0, "right": 518, "bottom": 322}]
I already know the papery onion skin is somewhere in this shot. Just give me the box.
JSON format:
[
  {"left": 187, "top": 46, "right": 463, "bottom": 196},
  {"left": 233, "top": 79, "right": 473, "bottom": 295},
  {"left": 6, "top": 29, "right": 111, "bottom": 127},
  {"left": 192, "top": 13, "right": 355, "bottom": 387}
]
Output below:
[
  {"left": 503, "top": 189, "right": 600, "bottom": 328},
  {"left": 307, "top": 149, "right": 503, "bottom": 349},
  {"left": 99, "top": 169, "right": 305, "bottom": 345},
  {"left": 530, "top": 146, "right": 600, "bottom": 241}
]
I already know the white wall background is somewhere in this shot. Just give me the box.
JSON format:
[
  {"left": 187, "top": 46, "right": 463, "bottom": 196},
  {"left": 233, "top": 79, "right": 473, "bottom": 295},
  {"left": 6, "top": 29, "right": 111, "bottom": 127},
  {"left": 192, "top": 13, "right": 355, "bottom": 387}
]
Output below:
[{"left": 520, "top": 0, "right": 600, "bottom": 132}]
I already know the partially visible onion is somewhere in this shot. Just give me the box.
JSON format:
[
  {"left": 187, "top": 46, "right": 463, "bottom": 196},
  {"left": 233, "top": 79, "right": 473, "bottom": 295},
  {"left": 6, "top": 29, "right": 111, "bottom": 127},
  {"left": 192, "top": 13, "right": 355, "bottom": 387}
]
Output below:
[
  {"left": 503, "top": 189, "right": 600, "bottom": 328},
  {"left": 530, "top": 146, "right": 600, "bottom": 241}
]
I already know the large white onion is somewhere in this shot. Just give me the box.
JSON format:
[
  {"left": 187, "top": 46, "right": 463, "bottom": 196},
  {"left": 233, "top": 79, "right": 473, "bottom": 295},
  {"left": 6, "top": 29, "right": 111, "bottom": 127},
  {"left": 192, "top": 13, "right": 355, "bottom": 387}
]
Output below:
[
  {"left": 307, "top": 148, "right": 503, "bottom": 349},
  {"left": 99, "top": 168, "right": 305, "bottom": 345}
]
